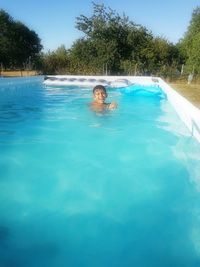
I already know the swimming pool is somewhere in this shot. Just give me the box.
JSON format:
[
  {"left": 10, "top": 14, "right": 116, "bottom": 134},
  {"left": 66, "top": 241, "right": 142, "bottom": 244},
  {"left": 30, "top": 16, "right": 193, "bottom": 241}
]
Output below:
[{"left": 0, "top": 76, "right": 200, "bottom": 267}]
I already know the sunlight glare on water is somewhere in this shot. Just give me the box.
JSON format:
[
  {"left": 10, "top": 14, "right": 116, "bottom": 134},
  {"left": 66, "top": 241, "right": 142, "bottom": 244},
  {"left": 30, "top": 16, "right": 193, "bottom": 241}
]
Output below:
[{"left": 0, "top": 77, "right": 200, "bottom": 267}]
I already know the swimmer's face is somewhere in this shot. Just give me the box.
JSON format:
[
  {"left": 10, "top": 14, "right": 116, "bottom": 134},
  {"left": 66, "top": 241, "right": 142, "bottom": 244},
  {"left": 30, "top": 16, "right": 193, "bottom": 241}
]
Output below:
[{"left": 93, "top": 89, "right": 107, "bottom": 104}]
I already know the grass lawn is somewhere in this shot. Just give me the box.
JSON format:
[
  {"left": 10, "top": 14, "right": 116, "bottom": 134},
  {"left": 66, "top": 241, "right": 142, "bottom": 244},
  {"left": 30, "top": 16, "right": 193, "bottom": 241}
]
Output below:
[{"left": 169, "top": 82, "right": 200, "bottom": 109}]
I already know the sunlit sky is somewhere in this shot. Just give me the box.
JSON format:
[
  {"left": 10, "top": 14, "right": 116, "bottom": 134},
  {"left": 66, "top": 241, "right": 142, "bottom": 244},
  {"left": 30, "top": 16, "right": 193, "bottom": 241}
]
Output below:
[{"left": 1, "top": 0, "right": 199, "bottom": 51}]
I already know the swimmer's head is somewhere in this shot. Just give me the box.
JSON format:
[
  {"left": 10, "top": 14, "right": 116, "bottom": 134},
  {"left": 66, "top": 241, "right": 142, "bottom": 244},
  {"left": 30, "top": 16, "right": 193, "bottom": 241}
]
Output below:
[
  {"left": 93, "top": 85, "right": 107, "bottom": 104},
  {"left": 93, "top": 85, "right": 107, "bottom": 95}
]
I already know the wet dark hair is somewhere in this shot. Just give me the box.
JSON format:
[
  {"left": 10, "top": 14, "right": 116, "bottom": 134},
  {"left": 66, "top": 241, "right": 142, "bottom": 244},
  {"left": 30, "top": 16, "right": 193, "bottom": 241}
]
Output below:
[{"left": 93, "top": 85, "right": 107, "bottom": 94}]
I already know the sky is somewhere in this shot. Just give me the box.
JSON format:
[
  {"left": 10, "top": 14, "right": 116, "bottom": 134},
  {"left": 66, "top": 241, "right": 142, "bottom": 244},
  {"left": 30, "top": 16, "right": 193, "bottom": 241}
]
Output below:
[{"left": 1, "top": 0, "right": 199, "bottom": 51}]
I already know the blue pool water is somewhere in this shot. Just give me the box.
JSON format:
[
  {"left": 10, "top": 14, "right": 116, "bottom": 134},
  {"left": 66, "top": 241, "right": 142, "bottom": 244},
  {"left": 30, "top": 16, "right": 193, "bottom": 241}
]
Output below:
[{"left": 0, "top": 76, "right": 200, "bottom": 267}]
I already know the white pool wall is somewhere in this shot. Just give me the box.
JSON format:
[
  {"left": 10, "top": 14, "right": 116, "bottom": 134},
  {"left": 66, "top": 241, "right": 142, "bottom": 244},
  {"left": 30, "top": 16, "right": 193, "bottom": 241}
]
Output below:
[
  {"left": 158, "top": 78, "right": 200, "bottom": 143},
  {"left": 44, "top": 75, "right": 200, "bottom": 143}
]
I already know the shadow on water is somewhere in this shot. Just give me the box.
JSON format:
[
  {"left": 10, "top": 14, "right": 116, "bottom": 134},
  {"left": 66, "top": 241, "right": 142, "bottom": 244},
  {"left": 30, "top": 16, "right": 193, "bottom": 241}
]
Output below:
[
  {"left": 0, "top": 225, "right": 10, "bottom": 243},
  {"left": 1, "top": 241, "right": 60, "bottom": 267},
  {"left": 0, "top": 77, "right": 45, "bottom": 144},
  {"left": 1, "top": 156, "right": 200, "bottom": 267}
]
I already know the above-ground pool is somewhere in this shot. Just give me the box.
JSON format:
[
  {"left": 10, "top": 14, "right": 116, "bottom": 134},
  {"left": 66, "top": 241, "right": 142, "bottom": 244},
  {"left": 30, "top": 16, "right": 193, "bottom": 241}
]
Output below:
[{"left": 0, "top": 76, "right": 200, "bottom": 267}]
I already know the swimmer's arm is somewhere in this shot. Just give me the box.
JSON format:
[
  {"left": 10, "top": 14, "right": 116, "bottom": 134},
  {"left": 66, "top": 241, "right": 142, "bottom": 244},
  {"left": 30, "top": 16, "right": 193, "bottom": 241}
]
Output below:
[{"left": 108, "top": 102, "right": 118, "bottom": 109}]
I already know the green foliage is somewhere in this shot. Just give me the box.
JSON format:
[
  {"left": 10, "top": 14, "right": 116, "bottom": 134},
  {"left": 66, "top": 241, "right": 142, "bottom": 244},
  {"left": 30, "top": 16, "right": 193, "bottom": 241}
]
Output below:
[
  {"left": 0, "top": 9, "right": 42, "bottom": 69},
  {"left": 74, "top": 3, "right": 154, "bottom": 74},
  {"left": 71, "top": 2, "right": 181, "bottom": 76},
  {"left": 40, "top": 45, "right": 70, "bottom": 74},
  {"left": 178, "top": 6, "right": 200, "bottom": 73}
]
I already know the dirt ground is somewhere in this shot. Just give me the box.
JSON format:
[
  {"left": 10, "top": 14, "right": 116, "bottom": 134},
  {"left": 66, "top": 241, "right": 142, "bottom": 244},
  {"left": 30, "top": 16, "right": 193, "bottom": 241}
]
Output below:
[
  {"left": 169, "top": 82, "right": 200, "bottom": 109},
  {"left": 1, "top": 70, "right": 38, "bottom": 77}
]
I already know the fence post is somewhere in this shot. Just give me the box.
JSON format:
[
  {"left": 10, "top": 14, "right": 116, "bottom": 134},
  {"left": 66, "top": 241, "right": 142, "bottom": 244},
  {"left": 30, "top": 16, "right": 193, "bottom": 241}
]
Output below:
[
  {"left": 181, "top": 64, "right": 184, "bottom": 75},
  {"left": 134, "top": 63, "right": 137, "bottom": 75},
  {"left": 188, "top": 73, "right": 194, "bottom": 84}
]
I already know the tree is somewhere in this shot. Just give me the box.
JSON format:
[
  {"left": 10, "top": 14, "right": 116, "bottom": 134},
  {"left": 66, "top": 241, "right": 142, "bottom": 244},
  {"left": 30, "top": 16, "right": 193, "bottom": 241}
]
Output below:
[
  {"left": 40, "top": 45, "right": 70, "bottom": 74},
  {"left": 69, "top": 39, "right": 99, "bottom": 74},
  {"left": 0, "top": 9, "right": 42, "bottom": 69},
  {"left": 73, "top": 2, "right": 154, "bottom": 74},
  {"left": 178, "top": 6, "right": 200, "bottom": 73},
  {"left": 0, "top": 10, "right": 13, "bottom": 68},
  {"left": 71, "top": 2, "right": 181, "bottom": 76}
]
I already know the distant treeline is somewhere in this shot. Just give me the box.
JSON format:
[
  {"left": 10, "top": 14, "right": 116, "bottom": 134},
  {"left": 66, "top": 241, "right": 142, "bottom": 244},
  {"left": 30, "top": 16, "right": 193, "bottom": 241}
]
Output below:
[{"left": 1, "top": 3, "right": 200, "bottom": 79}]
